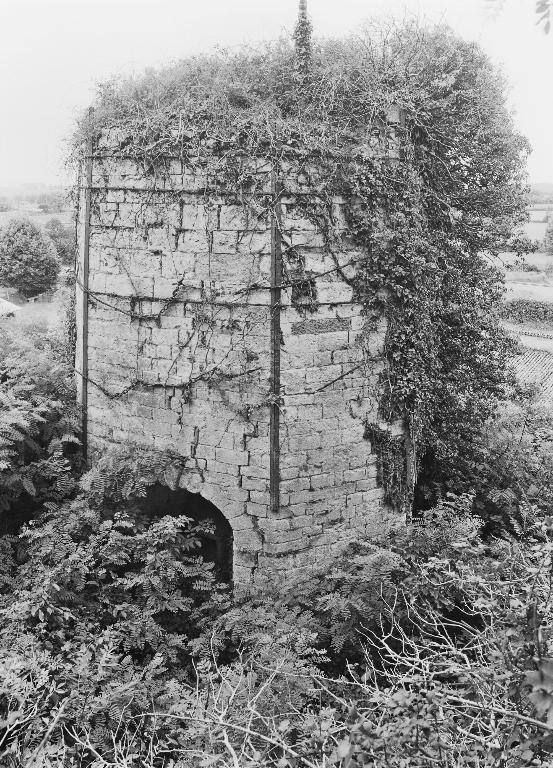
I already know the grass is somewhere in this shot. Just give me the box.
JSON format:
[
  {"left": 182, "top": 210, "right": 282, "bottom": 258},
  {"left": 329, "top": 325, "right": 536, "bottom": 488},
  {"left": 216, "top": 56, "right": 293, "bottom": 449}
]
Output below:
[
  {"left": 0, "top": 298, "right": 62, "bottom": 334},
  {"left": 0, "top": 208, "right": 73, "bottom": 229}
]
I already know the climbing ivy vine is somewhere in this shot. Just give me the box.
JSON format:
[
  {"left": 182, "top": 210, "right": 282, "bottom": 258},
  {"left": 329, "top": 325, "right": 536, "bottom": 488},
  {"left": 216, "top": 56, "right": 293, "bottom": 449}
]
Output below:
[{"left": 72, "top": 21, "right": 529, "bottom": 508}]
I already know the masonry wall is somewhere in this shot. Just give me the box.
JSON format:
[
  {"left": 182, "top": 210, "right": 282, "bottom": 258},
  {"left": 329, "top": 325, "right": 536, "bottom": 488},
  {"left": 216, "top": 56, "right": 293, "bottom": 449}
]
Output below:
[{"left": 76, "top": 141, "right": 403, "bottom": 580}]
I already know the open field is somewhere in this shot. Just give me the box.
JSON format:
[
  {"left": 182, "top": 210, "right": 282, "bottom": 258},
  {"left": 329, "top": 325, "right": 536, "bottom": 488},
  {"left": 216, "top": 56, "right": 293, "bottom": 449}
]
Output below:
[
  {"left": 0, "top": 208, "right": 73, "bottom": 229},
  {"left": 523, "top": 219, "right": 548, "bottom": 241},
  {"left": 0, "top": 297, "right": 62, "bottom": 333}
]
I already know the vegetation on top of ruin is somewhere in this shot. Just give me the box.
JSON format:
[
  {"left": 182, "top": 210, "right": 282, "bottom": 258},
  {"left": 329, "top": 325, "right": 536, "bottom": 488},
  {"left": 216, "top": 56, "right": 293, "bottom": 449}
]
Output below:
[
  {"left": 1, "top": 14, "right": 553, "bottom": 764},
  {"left": 73, "top": 22, "right": 530, "bottom": 509}
]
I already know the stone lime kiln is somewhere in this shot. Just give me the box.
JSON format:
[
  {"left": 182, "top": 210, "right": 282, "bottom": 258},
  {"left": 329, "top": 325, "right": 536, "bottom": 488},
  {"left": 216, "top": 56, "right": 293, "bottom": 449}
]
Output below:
[{"left": 75, "top": 19, "right": 408, "bottom": 579}]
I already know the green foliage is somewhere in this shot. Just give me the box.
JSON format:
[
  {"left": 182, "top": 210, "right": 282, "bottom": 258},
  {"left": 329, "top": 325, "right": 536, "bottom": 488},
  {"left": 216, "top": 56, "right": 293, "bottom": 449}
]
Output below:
[
  {"left": 0, "top": 325, "right": 81, "bottom": 529},
  {"left": 187, "top": 511, "right": 553, "bottom": 767},
  {"left": 0, "top": 218, "right": 60, "bottom": 297},
  {"left": 57, "top": 271, "right": 77, "bottom": 365},
  {"left": 73, "top": 22, "right": 527, "bottom": 507},
  {"left": 45, "top": 218, "right": 76, "bottom": 266},
  {"left": 500, "top": 298, "right": 553, "bottom": 329},
  {"left": 5, "top": 497, "right": 553, "bottom": 766},
  {"left": 543, "top": 214, "right": 553, "bottom": 255},
  {"left": 1, "top": 350, "right": 553, "bottom": 762},
  {"left": 0, "top": 450, "right": 230, "bottom": 760},
  {"left": 37, "top": 191, "right": 66, "bottom": 214},
  {"left": 364, "top": 423, "right": 411, "bottom": 511},
  {"left": 467, "top": 399, "right": 553, "bottom": 534}
]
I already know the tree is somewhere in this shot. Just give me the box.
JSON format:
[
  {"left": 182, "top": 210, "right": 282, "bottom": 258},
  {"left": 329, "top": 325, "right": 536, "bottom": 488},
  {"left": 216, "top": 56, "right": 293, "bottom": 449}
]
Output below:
[
  {"left": 0, "top": 218, "right": 60, "bottom": 297},
  {"left": 36, "top": 191, "right": 65, "bottom": 214},
  {"left": 45, "top": 217, "right": 76, "bottom": 265},
  {"left": 543, "top": 214, "right": 553, "bottom": 254}
]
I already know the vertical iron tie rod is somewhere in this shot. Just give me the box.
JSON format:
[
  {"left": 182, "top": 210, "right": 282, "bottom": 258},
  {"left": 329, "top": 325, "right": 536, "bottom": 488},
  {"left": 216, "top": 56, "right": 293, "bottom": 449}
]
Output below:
[
  {"left": 80, "top": 133, "right": 93, "bottom": 464},
  {"left": 269, "top": 172, "right": 283, "bottom": 515}
]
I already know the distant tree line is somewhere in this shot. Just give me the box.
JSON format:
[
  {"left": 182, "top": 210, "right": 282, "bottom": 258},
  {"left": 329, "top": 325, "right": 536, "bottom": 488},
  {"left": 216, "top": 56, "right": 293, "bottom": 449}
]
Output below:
[{"left": 0, "top": 188, "right": 69, "bottom": 213}]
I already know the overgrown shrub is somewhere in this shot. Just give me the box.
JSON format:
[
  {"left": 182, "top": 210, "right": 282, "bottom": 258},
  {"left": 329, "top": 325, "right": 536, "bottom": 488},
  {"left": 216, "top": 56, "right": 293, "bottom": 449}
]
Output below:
[
  {"left": 0, "top": 218, "right": 60, "bottom": 297},
  {"left": 468, "top": 398, "right": 553, "bottom": 533},
  {"left": 3, "top": 498, "right": 553, "bottom": 766},
  {"left": 0, "top": 324, "right": 81, "bottom": 533},
  {"left": 45, "top": 218, "right": 76, "bottom": 266},
  {"left": 500, "top": 298, "right": 553, "bottom": 329},
  {"left": 543, "top": 215, "right": 553, "bottom": 255},
  {"left": 0, "top": 449, "right": 231, "bottom": 761}
]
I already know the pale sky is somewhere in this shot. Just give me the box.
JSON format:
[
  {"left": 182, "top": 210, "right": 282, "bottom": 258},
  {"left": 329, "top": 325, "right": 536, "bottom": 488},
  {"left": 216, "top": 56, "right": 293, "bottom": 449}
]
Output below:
[{"left": 0, "top": 0, "right": 551, "bottom": 187}]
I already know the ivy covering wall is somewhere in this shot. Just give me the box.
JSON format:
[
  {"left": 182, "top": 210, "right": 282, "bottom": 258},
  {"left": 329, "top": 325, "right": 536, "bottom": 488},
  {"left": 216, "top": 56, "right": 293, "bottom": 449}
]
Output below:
[{"left": 73, "top": 22, "right": 529, "bottom": 507}]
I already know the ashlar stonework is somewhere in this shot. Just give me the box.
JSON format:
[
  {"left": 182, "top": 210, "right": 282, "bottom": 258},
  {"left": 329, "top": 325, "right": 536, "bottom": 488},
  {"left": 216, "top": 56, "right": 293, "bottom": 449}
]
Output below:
[{"left": 76, "top": 136, "right": 405, "bottom": 580}]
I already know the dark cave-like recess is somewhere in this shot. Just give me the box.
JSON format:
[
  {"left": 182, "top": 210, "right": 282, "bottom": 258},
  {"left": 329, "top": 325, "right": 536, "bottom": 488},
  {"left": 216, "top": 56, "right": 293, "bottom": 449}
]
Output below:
[{"left": 139, "top": 484, "right": 234, "bottom": 581}]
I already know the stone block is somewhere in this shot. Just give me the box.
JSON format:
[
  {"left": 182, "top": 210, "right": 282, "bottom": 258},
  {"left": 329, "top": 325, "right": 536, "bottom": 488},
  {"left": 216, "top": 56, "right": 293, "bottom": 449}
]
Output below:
[
  {"left": 245, "top": 502, "right": 268, "bottom": 518},
  {"left": 211, "top": 231, "right": 238, "bottom": 253},
  {"left": 215, "top": 448, "right": 250, "bottom": 465},
  {"left": 310, "top": 473, "right": 335, "bottom": 490},
  {"left": 236, "top": 232, "right": 271, "bottom": 254},
  {"left": 241, "top": 476, "right": 269, "bottom": 492},
  {"left": 79, "top": 154, "right": 401, "bottom": 583}
]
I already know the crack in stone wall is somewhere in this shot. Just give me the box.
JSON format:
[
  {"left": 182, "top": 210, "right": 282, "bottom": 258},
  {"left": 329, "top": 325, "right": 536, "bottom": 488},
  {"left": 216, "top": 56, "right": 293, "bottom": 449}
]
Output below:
[{"left": 76, "top": 149, "right": 404, "bottom": 580}]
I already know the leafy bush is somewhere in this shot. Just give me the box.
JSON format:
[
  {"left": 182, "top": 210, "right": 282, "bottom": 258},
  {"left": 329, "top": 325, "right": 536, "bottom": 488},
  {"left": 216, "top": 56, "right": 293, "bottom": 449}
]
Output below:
[
  {"left": 184, "top": 510, "right": 553, "bottom": 767},
  {"left": 0, "top": 449, "right": 231, "bottom": 761},
  {"left": 469, "top": 399, "right": 553, "bottom": 533},
  {"left": 45, "top": 218, "right": 76, "bottom": 266},
  {"left": 500, "top": 299, "right": 553, "bottom": 329},
  {"left": 0, "top": 218, "right": 60, "bottom": 297},
  {"left": 4, "top": 498, "right": 553, "bottom": 766},
  {"left": 0, "top": 324, "right": 81, "bottom": 533},
  {"left": 543, "top": 215, "right": 553, "bottom": 255}
]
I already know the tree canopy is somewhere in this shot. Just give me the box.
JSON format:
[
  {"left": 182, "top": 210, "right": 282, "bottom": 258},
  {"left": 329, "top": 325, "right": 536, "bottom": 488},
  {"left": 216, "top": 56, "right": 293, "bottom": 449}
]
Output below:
[
  {"left": 45, "top": 217, "right": 76, "bottom": 265},
  {"left": 543, "top": 215, "right": 553, "bottom": 254},
  {"left": 0, "top": 218, "right": 60, "bottom": 297}
]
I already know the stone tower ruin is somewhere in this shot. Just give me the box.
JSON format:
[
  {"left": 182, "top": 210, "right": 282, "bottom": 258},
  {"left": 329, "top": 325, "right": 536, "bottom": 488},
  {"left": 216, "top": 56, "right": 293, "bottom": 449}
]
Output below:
[{"left": 75, "top": 95, "right": 406, "bottom": 583}]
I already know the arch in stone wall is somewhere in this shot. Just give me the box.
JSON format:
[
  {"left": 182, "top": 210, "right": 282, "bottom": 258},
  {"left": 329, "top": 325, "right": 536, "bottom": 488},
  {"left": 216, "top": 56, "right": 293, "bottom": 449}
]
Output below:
[{"left": 138, "top": 483, "right": 234, "bottom": 582}]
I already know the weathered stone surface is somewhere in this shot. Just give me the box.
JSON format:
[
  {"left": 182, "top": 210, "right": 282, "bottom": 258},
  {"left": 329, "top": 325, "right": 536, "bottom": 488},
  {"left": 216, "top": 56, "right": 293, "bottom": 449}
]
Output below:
[{"left": 77, "top": 147, "right": 405, "bottom": 581}]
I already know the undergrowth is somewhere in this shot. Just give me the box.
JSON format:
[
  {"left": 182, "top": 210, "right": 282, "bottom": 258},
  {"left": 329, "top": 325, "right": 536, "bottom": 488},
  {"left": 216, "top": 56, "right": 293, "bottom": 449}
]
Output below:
[{"left": 0, "top": 17, "right": 547, "bottom": 768}]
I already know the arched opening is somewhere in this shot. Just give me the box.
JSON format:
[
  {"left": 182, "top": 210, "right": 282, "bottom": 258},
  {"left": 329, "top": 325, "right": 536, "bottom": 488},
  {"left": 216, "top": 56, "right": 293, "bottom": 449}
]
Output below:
[{"left": 138, "top": 484, "right": 233, "bottom": 581}]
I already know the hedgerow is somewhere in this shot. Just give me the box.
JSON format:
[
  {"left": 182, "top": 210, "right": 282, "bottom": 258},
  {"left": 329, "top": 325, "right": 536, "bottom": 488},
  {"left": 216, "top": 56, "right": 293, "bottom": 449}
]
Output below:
[{"left": 500, "top": 298, "right": 553, "bottom": 329}]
